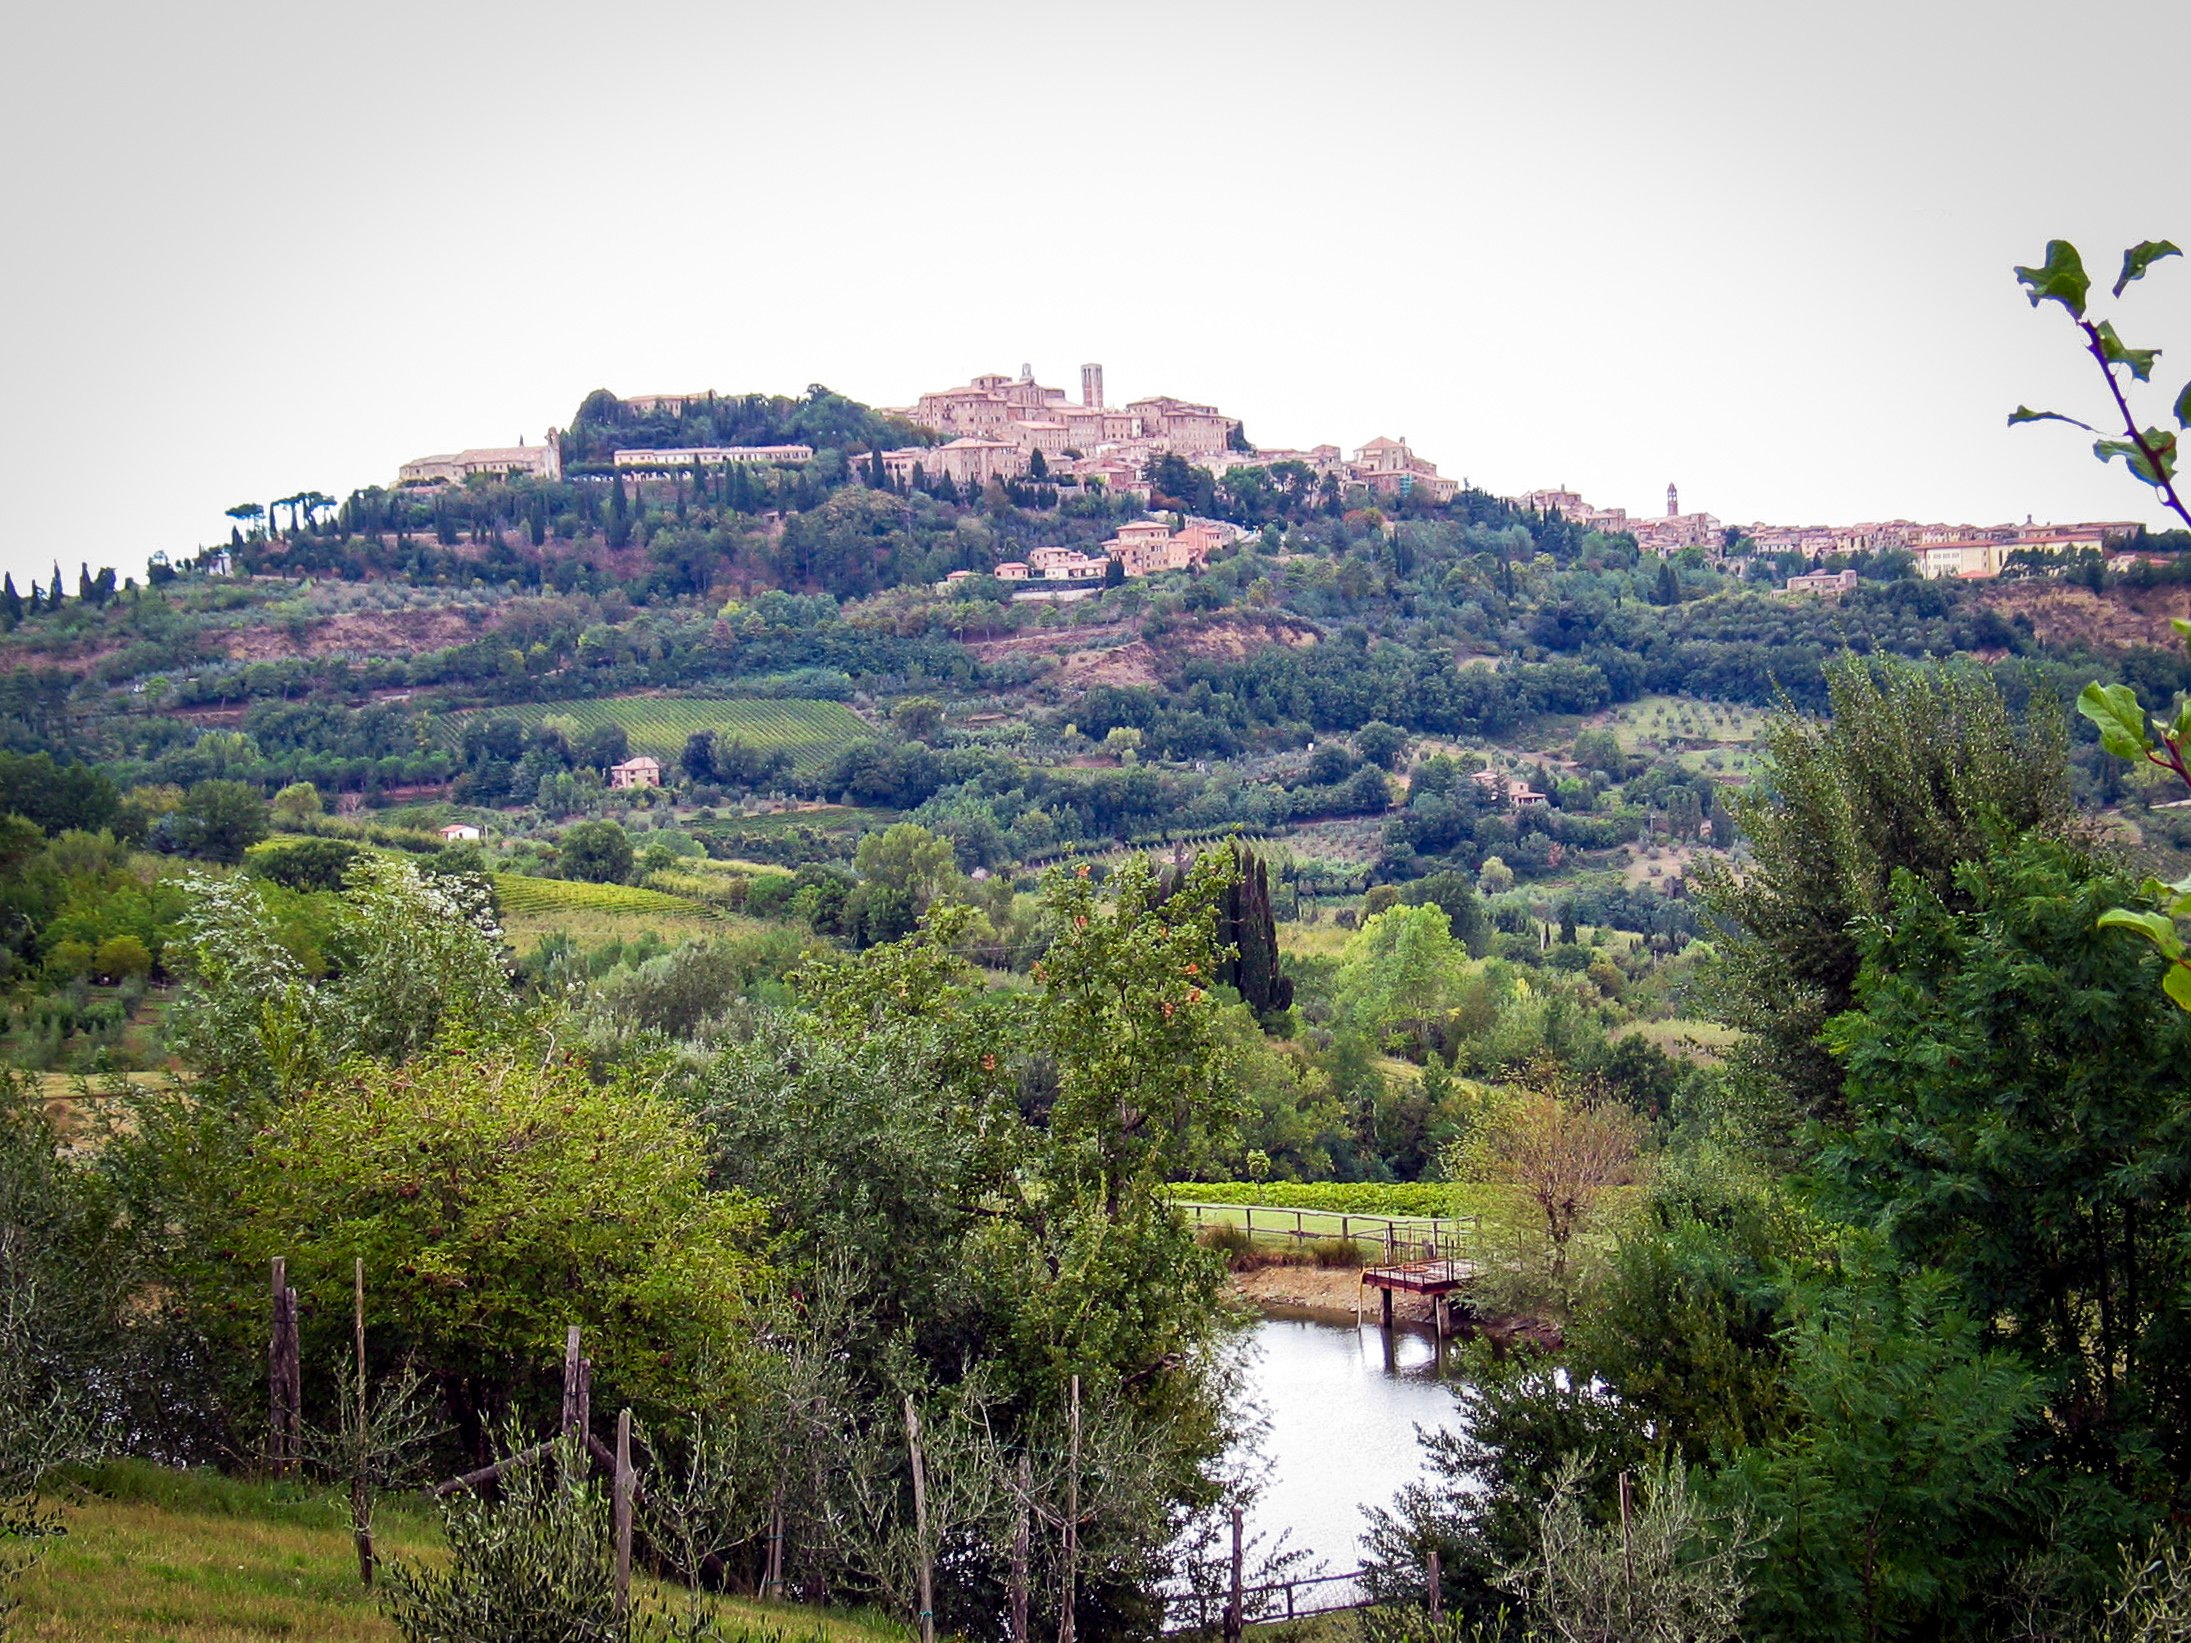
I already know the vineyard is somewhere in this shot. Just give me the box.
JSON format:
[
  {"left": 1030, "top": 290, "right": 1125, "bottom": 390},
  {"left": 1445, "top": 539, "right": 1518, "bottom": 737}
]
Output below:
[
  {"left": 1163, "top": 1181, "right": 1463, "bottom": 1217},
  {"left": 490, "top": 873, "right": 717, "bottom": 921},
  {"left": 445, "top": 696, "right": 871, "bottom": 774}
]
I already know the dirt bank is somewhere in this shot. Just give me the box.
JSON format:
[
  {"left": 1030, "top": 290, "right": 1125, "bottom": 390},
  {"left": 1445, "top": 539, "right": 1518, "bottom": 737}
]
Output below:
[
  {"left": 1229, "top": 1264, "right": 1565, "bottom": 1352},
  {"left": 1230, "top": 1264, "right": 1436, "bottom": 1324}
]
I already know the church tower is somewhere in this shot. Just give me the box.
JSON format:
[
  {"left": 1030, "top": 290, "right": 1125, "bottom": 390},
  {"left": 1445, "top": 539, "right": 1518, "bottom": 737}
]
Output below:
[
  {"left": 1081, "top": 362, "right": 1104, "bottom": 408},
  {"left": 1667, "top": 482, "right": 1679, "bottom": 519}
]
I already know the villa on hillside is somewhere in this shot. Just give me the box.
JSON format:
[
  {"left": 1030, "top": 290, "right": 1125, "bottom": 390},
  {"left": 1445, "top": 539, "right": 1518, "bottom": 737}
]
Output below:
[
  {"left": 608, "top": 756, "right": 663, "bottom": 790},
  {"left": 398, "top": 435, "right": 561, "bottom": 487}
]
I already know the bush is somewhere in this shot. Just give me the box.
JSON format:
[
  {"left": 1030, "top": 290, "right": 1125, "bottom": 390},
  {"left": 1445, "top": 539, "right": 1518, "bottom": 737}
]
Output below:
[{"left": 382, "top": 1429, "right": 622, "bottom": 1642}]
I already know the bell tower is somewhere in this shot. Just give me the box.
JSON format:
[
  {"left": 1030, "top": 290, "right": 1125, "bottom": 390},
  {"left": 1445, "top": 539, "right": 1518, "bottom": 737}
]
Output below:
[
  {"left": 1081, "top": 362, "right": 1105, "bottom": 408},
  {"left": 1667, "top": 482, "right": 1679, "bottom": 518}
]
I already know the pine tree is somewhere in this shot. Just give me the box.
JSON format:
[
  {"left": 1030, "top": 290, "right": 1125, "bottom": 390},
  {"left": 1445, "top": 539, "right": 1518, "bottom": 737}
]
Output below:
[{"left": 1, "top": 574, "right": 21, "bottom": 627}]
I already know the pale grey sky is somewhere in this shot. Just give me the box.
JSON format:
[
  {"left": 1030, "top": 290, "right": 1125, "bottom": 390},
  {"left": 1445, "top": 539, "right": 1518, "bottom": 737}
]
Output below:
[{"left": 3, "top": 0, "right": 2185, "bottom": 588}]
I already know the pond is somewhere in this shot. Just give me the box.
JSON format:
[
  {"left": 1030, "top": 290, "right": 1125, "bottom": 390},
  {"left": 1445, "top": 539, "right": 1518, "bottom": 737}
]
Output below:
[{"left": 1234, "top": 1312, "right": 1462, "bottom": 1574}]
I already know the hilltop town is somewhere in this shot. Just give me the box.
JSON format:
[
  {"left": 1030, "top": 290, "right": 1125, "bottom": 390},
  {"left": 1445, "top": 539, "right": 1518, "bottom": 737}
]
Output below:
[{"left": 391, "top": 361, "right": 2145, "bottom": 597}]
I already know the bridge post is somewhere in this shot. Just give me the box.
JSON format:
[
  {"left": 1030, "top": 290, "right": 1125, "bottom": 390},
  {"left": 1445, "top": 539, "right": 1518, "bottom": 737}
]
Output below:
[{"left": 1380, "top": 1286, "right": 1392, "bottom": 1330}]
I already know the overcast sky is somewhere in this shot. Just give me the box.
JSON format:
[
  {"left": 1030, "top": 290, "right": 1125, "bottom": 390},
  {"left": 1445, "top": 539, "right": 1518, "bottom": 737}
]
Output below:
[{"left": 3, "top": 0, "right": 2185, "bottom": 589}]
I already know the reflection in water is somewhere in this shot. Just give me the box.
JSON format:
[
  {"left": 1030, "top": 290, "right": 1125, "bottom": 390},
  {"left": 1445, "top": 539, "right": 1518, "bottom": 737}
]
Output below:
[{"left": 1236, "top": 1313, "right": 1461, "bottom": 1571}]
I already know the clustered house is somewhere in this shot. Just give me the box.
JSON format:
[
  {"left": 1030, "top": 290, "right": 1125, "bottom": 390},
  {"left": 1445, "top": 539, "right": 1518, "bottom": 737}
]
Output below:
[
  {"left": 983, "top": 517, "right": 1238, "bottom": 586},
  {"left": 608, "top": 756, "right": 662, "bottom": 790},
  {"left": 1515, "top": 481, "right": 2142, "bottom": 574},
  {"left": 889, "top": 362, "right": 1466, "bottom": 507}
]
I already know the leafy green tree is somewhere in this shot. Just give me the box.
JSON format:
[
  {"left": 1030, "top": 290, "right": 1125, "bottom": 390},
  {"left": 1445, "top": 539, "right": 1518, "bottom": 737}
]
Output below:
[
  {"left": 169, "top": 779, "right": 267, "bottom": 864},
  {"left": 1337, "top": 902, "right": 1468, "bottom": 1049},
  {"left": 1357, "top": 719, "right": 1410, "bottom": 770},
  {"left": 574, "top": 721, "right": 630, "bottom": 773},
  {"left": 1722, "top": 1254, "right": 2043, "bottom": 1643},
  {"left": 1694, "top": 656, "right": 2074, "bottom": 1124},
  {"left": 892, "top": 696, "right": 946, "bottom": 742},
  {"left": 1824, "top": 834, "right": 2191, "bottom": 1487},
  {"left": 561, "top": 820, "right": 633, "bottom": 885},
  {"left": 235, "top": 1047, "right": 764, "bottom": 1442},
  {"left": 270, "top": 781, "right": 322, "bottom": 825}
]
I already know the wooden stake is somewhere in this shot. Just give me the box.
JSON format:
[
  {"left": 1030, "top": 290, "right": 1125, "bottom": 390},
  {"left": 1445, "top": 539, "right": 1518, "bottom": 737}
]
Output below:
[
  {"left": 613, "top": 1409, "right": 634, "bottom": 1618},
  {"left": 560, "top": 1326, "right": 582, "bottom": 1436},
  {"left": 1010, "top": 1455, "right": 1031, "bottom": 1643},
  {"left": 1059, "top": 1374, "right": 1080, "bottom": 1643},
  {"left": 1618, "top": 1468, "right": 1635, "bottom": 1631},
  {"left": 906, "top": 1395, "right": 934, "bottom": 1643},
  {"left": 353, "top": 1259, "right": 374, "bottom": 1585},
  {"left": 267, "top": 1257, "right": 288, "bottom": 1476},
  {"left": 1224, "top": 1504, "right": 1244, "bottom": 1643},
  {"left": 1427, "top": 1549, "right": 1442, "bottom": 1622}
]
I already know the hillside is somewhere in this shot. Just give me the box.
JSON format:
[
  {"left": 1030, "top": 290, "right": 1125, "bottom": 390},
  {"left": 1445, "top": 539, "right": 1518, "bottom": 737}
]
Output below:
[{"left": 20, "top": 1462, "right": 905, "bottom": 1642}]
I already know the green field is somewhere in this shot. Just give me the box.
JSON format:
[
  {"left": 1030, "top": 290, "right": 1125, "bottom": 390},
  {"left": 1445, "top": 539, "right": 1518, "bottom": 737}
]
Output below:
[{"left": 445, "top": 696, "right": 872, "bottom": 774}]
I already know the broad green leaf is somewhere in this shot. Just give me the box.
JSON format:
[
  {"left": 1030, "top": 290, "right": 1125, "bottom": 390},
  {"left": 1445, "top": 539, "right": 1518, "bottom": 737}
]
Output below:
[
  {"left": 2008, "top": 406, "right": 2097, "bottom": 431},
  {"left": 2177, "top": 379, "right": 2191, "bottom": 430},
  {"left": 2095, "top": 321, "right": 2162, "bottom": 383},
  {"left": 2098, "top": 907, "right": 2178, "bottom": 948},
  {"left": 2114, "top": 240, "right": 2183, "bottom": 298},
  {"left": 2172, "top": 694, "right": 2191, "bottom": 747},
  {"left": 2171, "top": 617, "right": 2191, "bottom": 639},
  {"left": 2163, "top": 962, "right": 2191, "bottom": 1014},
  {"left": 2094, "top": 429, "right": 2180, "bottom": 486},
  {"left": 2016, "top": 240, "right": 2091, "bottom": 317},
  {"left": 2079, "top": 680, "right": 2153, "bottom": 759}
]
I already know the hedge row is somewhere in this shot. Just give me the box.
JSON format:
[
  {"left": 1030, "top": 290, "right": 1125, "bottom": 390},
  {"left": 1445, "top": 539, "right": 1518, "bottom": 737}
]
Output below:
[{"left": 1161, "top": 1181, "right": 1459, "bottom": 1218}]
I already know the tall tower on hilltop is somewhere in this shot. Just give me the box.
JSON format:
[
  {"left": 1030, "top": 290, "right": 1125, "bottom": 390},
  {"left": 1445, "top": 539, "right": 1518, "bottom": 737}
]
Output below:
[
  {"left": 1020, "top": 362, "right": 1033, "bottom": 381},
  {"left": 1081, "top": 363, "right": 1104, "bottom": 408},
  {"left": 1667, "top": 482, "right": 1679, "bottom": 518}
]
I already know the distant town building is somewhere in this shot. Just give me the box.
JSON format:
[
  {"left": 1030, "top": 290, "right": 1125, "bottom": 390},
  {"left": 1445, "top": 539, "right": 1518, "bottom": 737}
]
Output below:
[
  {"left": 1348, "top": 437, "right": 1459, "bottom": 504},
  {"left": 608, "top": 756, "right": 663, "bottom": 790},
  {"left": 880, "top": 437, "right": 1031, "bottom": 490},
  {"left": 1785, "top": 568, "right": 1858, "bottom": 595},
  {"left": 398, "top": 434, "right": 562, "bottom": 487},
  {"left": 611, "top": 445, "right": 813, "bottom": 470}
]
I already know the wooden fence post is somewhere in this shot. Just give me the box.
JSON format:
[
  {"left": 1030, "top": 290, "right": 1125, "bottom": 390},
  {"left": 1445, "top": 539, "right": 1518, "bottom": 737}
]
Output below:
[
  {"left": 1223, "top": 1504, "right": 1244, "bottom": 1643},
  {"left": 1010, "top": 1455, "right": 1031, "bottom": 1643},
  {"left": 613, "top": 1409, "right": 634, "bottom": 1619},
  {"left": 1059, "top": 1374, "right": 1080, "bottom": 1643},
  {"left": 1428, "top": 1549, "right": 1442, "bottom": 1622},
  {"left": 267, "top": 1257, "right": 287, "bottom": 1475},
  {"left": 560, "top": 1326, "right": 583, "bottom": 1436},
  {"left": 353, "top": 1259, "right": 375, "bottom": 1585},
  {"left": 906, "top": 1395, "right": 935, "bottom": 1643}
]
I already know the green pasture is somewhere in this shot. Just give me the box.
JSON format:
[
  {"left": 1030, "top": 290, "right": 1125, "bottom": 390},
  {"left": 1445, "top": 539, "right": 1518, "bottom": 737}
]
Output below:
[{"left": 443, "top": 696, "right": 871, "bottom": 774}]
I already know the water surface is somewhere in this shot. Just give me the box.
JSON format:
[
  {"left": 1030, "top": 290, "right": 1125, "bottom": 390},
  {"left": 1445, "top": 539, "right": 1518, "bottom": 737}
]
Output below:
[{"left": 1235, "top": 1313, "right": 1460, "bottom": 1571}]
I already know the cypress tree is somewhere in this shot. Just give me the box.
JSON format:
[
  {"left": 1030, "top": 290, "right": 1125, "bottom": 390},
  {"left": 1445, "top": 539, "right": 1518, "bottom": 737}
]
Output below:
[{"left": 0, "top": 575, "right": 18, "bottom": 627}]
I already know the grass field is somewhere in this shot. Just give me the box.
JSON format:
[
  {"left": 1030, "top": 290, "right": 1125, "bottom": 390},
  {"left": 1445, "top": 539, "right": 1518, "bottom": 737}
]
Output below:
[
  {"left": 19, "top": 1460, "right": 910, "bottom": 1643},
  {"left": 444, "top": 697, "right": 872, "bottom": 774}
]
